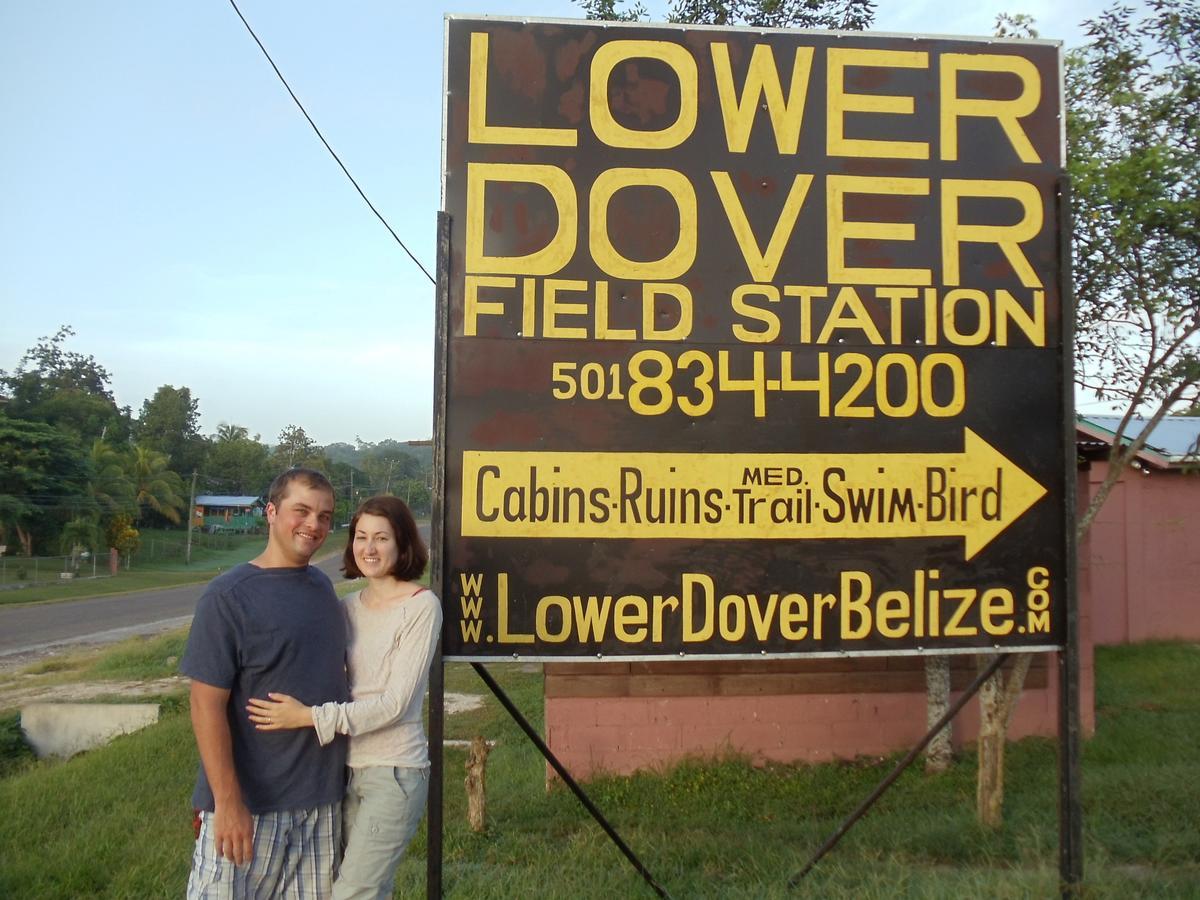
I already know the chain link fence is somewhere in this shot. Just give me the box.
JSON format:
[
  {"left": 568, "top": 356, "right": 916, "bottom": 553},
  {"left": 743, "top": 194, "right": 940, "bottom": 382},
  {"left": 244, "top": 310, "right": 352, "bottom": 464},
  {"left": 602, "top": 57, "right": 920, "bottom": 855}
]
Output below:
[
  {"left": 0, "top": 530, "right": 263, "bottom": 589},
  {"left": 0, "top": 553, "right": 107, "bottom": 588}
]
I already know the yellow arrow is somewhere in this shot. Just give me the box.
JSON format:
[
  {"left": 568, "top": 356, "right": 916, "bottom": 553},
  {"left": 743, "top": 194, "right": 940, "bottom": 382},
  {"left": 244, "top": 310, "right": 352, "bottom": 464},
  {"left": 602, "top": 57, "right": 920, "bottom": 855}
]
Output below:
[{"left": 460, "top": 429, "right": 1047, "bottom": 560}]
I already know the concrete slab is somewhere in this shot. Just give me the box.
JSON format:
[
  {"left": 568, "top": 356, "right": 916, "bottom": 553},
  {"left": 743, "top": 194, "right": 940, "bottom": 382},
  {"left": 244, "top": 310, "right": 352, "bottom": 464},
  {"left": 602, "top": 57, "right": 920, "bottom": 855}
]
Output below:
[{"left": 21, "top": 702, "right": 160, "bottom": 759}]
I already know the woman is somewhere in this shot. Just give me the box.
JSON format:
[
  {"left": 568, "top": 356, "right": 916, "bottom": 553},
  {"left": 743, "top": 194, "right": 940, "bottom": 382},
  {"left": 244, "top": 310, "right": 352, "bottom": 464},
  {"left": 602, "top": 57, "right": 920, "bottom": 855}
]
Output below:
[{"left": 247, "top": 495, "right": 441, "bottom": 900}]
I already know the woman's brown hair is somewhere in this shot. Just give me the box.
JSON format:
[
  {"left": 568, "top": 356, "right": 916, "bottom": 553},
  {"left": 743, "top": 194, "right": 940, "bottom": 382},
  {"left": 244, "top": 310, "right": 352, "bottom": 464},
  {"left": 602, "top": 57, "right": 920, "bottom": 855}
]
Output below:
[{"left": 341, "top": 495, "right": 428, "bottom": 581}]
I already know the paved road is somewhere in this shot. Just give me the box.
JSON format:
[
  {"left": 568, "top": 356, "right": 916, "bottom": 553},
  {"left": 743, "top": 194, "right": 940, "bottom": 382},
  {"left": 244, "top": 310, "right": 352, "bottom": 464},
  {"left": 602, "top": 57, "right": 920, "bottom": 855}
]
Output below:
[
  {"left": 0, "top": 521, "right": 432, "bottom": 664},
  {"left": 0, "top": 554, "right": 349, "bottom": 659}
]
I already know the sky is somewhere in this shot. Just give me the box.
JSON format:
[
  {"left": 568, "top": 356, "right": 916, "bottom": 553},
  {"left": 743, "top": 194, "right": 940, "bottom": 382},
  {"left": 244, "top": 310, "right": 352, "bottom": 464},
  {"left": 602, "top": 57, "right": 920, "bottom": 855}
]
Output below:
[{"left": 0, "top": 0, "right": 1125, "bottom": 446}]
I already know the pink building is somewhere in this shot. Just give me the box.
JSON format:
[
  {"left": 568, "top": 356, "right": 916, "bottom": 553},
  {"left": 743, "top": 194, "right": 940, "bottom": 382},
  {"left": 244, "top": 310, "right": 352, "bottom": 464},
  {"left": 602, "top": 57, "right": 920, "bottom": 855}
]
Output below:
[
  {"left": 1077, "top": 415, "right": 1200, "bottom": 645},
  {"left": 543, "top": 416, "right": 1200, "bottom": 778}
]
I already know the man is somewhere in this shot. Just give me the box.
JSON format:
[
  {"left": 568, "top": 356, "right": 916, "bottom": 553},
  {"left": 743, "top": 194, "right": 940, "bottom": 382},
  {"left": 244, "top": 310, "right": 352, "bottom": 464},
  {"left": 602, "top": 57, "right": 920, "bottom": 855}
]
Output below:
[{"left": 182, "top": 468, "right": 349, "bottom": 898}]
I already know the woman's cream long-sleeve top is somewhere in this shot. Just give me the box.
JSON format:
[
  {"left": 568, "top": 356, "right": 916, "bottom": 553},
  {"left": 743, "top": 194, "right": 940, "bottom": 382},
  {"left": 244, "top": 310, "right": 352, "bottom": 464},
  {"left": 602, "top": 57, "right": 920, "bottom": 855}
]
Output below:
[{"left": 311, "top": 588, "right": 442, "bottom": 769}]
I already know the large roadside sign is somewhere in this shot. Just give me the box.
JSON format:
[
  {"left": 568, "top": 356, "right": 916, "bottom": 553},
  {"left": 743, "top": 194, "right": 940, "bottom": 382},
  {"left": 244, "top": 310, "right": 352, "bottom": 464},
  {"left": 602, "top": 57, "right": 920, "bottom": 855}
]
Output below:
[{"left": 438, "top": 16, "right": 1067, "bottom": 660}]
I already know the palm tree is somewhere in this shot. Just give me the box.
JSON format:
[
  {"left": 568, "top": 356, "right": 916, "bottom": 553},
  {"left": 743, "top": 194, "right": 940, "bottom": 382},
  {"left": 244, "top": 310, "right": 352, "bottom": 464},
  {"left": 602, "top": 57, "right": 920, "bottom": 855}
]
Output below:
[
  {"left": 127, "top": 445, "right": 186, "bottom": 524},
  {"left": 59, "top": 515, "right": 103, "bottom": 571},
  {"left": 215, "top": 422, "right": 250, "bottom": 443},
  {"left": 88, "top": 438, "right": 135, "bottom": 520}
]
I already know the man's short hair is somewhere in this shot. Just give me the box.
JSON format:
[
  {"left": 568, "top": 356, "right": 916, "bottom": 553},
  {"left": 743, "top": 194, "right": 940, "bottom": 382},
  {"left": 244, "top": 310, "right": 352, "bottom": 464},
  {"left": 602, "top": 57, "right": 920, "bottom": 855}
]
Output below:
[
  {"left": 267, "top": 467, "right": 334, "bottom": 508},
  {"left": 342, "top": 495, "right": 428, "bottom": 581}
]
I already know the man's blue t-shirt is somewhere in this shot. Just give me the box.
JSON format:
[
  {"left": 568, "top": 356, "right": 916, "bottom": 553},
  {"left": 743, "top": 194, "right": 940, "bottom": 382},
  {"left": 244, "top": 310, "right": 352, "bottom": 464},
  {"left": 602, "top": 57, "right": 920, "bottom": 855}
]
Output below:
[{"left": 181, "top": 562, "right": 349, "bottom": 813}]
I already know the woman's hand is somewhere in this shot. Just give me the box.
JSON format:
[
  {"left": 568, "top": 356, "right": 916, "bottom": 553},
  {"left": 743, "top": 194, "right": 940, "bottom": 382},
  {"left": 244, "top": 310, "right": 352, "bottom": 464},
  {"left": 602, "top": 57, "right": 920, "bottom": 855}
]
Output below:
[{"left": 246, "top": 693, "right": 315, "bottom": 731}]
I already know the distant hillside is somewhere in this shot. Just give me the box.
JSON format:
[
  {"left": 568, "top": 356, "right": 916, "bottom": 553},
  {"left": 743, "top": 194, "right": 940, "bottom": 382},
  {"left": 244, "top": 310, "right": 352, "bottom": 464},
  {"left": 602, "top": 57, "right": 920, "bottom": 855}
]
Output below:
[{"left": 323, "top": 440, "right": 432, "bottom": 469}]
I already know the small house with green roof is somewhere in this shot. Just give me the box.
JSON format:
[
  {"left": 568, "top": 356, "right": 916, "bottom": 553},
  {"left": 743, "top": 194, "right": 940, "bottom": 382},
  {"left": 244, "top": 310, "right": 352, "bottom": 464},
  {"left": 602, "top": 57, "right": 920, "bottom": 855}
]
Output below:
[{"left": 192, "top": 495, "right": 264, "bottom": 533}]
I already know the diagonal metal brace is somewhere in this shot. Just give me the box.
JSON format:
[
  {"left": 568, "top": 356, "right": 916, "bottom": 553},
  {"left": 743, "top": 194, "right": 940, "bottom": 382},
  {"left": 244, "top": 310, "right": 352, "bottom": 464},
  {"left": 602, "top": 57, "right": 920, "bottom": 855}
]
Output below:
[
  {"left": 788, "top": 652, "right": 1011, "bottom": 887},
  {"left": 471, "top": 662, "right": 674, "bottom": 899}
]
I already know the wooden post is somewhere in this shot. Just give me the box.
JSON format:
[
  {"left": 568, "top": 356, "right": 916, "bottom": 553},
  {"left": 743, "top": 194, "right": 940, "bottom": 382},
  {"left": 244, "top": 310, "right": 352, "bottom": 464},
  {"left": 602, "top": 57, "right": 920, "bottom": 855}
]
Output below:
[{"left": 464, "top": 735, "right": 491, "bottom": 833}]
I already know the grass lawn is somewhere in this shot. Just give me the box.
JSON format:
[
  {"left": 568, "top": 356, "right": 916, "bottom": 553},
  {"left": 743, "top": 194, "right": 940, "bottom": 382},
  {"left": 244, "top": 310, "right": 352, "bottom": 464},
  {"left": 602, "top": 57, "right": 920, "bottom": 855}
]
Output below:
[{"left": 1, "top": 641, "right": 1197, "bottom": 897}]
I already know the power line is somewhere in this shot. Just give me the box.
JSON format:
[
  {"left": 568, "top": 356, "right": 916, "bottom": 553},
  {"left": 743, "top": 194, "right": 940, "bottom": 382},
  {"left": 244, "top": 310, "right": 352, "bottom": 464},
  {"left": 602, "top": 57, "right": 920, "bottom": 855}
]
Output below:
[{"left": 226, "top": 0, "right": 436, "bottom": 286}]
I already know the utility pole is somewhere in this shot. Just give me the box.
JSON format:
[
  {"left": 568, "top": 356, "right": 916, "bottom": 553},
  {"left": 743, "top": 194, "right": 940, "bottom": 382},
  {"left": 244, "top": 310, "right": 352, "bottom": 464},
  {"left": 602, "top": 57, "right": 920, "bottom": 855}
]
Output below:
[{"left": 185, "top": 470, "right": 198, "bottom": 565}]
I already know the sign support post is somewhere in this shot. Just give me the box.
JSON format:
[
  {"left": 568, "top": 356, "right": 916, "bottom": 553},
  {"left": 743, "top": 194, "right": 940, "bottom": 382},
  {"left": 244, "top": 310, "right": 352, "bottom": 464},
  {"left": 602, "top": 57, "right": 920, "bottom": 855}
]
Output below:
[
  {"left": 789, "top": 651, "right": 1010, "bottom": 885},
  {"left": 427, "top": 210, "right": 451, "bottom": 899},
  {"left": 1056, "top": 177, "right": 1083, "bottom": 897}
]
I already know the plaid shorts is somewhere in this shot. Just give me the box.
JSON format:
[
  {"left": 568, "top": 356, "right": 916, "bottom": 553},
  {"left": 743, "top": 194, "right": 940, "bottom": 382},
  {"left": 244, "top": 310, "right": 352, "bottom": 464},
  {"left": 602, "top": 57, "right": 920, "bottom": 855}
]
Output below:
[{"left": 188, "top": 802, "right": 340, "bottom": 900}]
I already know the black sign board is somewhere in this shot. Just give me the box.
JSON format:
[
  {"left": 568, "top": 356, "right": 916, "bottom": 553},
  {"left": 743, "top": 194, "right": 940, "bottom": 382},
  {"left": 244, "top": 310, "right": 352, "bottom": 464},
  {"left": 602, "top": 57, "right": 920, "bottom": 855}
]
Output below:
[{"left": 439, "top": 16, "right": 1066, "bottom": 660}]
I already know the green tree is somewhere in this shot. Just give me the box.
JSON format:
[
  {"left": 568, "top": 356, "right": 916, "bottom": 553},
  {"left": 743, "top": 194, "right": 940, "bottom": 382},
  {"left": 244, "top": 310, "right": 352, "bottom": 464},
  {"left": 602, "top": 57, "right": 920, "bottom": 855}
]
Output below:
[
  {"left": 1070, "top": 0, "right": 1200, "bottom": 533},
  {"left": 579, "top": 0, "right": 875, "bottom": 28},
  {"left": 205, "top": 423, "right": 274, "bottom": 495},
  {"left": 357, "top": 440, "right": 422, "bottom": 495},
  {"left": 87, "top": 439, "right": 135, "bottom": 523},
  {"left": 0, "top": 414, "right": 90, "bottom": 555},
  {"left": 136, "top": 385, "right": 208, "bottom": 474},
  {"left": 577, "top": 0, "right": 647, "bottom": 20},
  {"left": 969, "top": 0, "right": 1200, "bottom": 830},
  {"left": 394, "top": 476, "right": 432, "bottom": 517},
  {"left": 127, "top": 445, "right": 187, "bottom": 525},
  {"left": 993, "top": 12, "right": 1038, "bottom": 38},
  {"left": 271, "top": 424, "right": 328, "bottom": 472},
  {"left": 59, "top": 515, "right": 103, "bottom": 571},
  {"left": 0, "top": 326, "right": 131, "bottom": 442},
  {"left": 106, "top": 513, "right": 140, "bottom": 563}
]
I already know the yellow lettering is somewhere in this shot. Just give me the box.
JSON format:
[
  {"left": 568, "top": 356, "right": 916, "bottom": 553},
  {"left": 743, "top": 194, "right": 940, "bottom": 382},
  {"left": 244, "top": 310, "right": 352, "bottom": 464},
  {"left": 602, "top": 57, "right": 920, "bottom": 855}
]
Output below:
[
  {"left": 573, "top": 595, "right": 613, "bottom": 642},
  {"left": 711, "top": 43, "right": 814, "bottom": 153},
  {"left": 614, "top": 595, "right": 648, "bottom": 643},
  {"left": 942, "top": 588, "right": 978, "bottom": 636},
  {"left": 840, "top": 570, "right": 872, "bottom": 639},
  {"left": 590, "top": 168, "right": 696, "bottom": 280},
  {"left": 711, "top": 172, "right": 813, "bottom": 282},
  {"left": 816, "top": 286, "right": 885, "bottom": 344},
  {"left": 536, "top": 595, "right": 571, "bottom": 643},
  {"left": 719, "top": 594, "right": 747, "bottom": 641},
  {"left": 594, "top": 282, "right": 637, "bottom": 341},
  {"left": 785, "top": 285, "right": 827, "bottom": 343},
  {"left": 747, "top": 593, "right": 780, "bottom": 641},
  {"left": 827, "top": 48, "right": 930, "bottom": 159},
  {"left": 779, "top": 593, "right": 809, "bottom": 640},
  {"left": 811, "top": 592, "right": 840, "bottom": 643},
  {"left": 942, "top": 288, "right": 991, "bottom": 346},
  {"left": 591, "top": 40, "right": 697, "bottom": 149},
  {"left": 940, "top": 53, "right": 1041, "bottom": 163},
  {"left": 466, "top": 162, "right": 577, "bottom": 275},
  {"left": 876, "top": 590, "right": 911, "bottom": 638},
  {"left": 995, "top": 289, "right": 1045, "bottom": 346},
  {"left": 468, "top": 33, "right": 577, "bottom": 147},
  {"left": 497, "top": 573, "right": 534, "bottom": 643},
  {"left": 642, "top": 283, "right": 693, "bottom": 340},
  {"left": 877, "top": 286, "right": 920, "bottom": 345},
  {"left": 542, "top": 279, "right": 590, "bottom": 339},
  {"left": 652, "top": 594, "right": 679, "bottom": 642},
  {"left": 683, "top": 572, "right": 714, "bottom": 641},
  {"left": 941, "top": 179, "right": 1043, "bottom": 287},
  {"left": 731, "top": 284, "right": 781, "bottom": 343},
  {"left": 464, "top": 275, "right": 514, "bottom": 336},
  {"left": 827, "top": 175, "right": 932, "bottom": 285},
  {"left": 981, "top": 588, "right": 1014, "bottom": 636}
]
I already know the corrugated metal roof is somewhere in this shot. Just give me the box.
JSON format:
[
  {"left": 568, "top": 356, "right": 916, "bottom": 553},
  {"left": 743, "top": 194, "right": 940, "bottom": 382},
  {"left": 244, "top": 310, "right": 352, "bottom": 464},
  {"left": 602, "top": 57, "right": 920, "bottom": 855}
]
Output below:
[
  {"left": 1079, "top": 415, "right": 1200, "bottom": 463},
  {"left": 195, "top": 495, "right": 263, "bottom": 506}
]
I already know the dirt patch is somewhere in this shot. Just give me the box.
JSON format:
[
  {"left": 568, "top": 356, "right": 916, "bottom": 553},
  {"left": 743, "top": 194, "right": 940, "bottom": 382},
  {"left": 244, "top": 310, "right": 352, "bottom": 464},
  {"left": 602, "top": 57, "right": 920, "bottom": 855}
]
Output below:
[
  {"left": 0, "top": 676, "right": 188, "bottom": 711},
  {"left": 1, "top": 670, "right": 485, "bottom": 717},
  {"left": 445, "top": 692, "right": 486, "bottom": 715}
]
